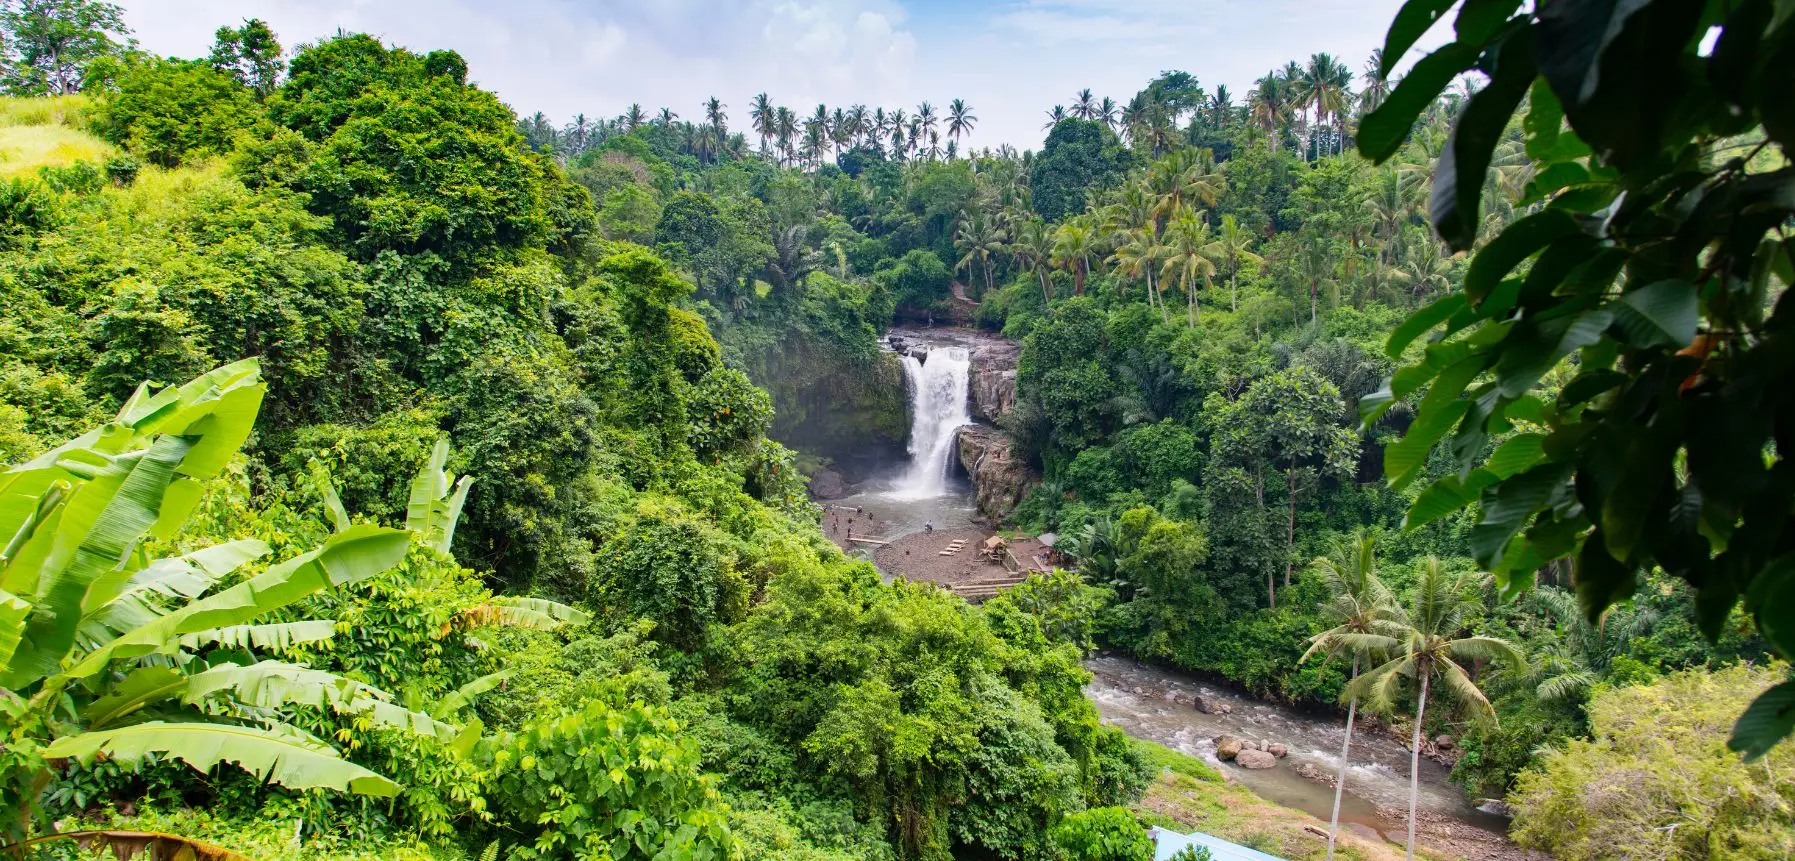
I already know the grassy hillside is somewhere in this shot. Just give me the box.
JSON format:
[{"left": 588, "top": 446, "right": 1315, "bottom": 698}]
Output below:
[{"left": 0, "top": 95, "right": 112, "bottom": 178}]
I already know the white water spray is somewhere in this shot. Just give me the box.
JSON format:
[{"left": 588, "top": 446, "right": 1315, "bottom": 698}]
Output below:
[{"left": 890, "top": 347, "right": 971, "bottom": 499}]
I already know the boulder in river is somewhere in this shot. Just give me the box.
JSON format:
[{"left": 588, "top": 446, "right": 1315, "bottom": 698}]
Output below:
[
  {"left": 1215, "top": 735, "right": 1244, "bottom": 761},
  {"left": 1191, "top": 694, "right": 1233, "bottom": 715},
  {"left": 1267, "top": 743, "right": 1289, "bottom": 758},
  {"left": 1235, "top": 749, "right": 1278, "bottom": 769}
]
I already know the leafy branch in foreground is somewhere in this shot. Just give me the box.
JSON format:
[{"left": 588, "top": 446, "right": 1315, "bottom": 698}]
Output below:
[
  {"left": 1358, "top": 0, "right": 1795, "bottom": 757},
  {"left": 0, "top": 361, "right": 431, "bottom": 839}
]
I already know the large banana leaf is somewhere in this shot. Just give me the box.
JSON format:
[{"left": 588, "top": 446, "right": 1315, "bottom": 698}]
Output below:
[
  {"left": 80, "top": 540, "right": 272, "bottom": 641},
  {"left": 81, "top": 665, "right": 189, "bottom": 729},
  {"left": 405, "top": 438, "right": 473, "bottom": 553},
  {"left": 0, "top": 587, "right": 27, "bottom": 670},
  {"left": 43, "top": 721, "right": 401, "bottom": 797},
  {"left": 183, "top": 660, "right": 456, "bottom": 740},
  {"left": 1, "top": 435, "right": 195, "bottom": 690},
  {"left": 63, "top": 525, "right": 410, "bottom": 680},
  {"left": 176, "top": 620, "right": 338, "bottom": 651},
  {"left": 405, "top": 439, "right": 452, "bottom": 534}
]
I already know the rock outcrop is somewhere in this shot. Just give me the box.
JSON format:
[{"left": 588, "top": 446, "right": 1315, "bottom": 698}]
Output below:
[
  {"left": 956, "top": 425, "right": 1037, "bottom": 519},
  {"left": 966, "top": 338, "right": 1019, "bottom": 424}
]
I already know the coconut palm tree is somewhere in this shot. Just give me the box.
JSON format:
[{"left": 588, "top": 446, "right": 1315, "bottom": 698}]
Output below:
[
  {"left": 1052, "top": 219, "right": 1098, "bottom": 296},
  {"left": 704, "top": 96, "right": 727, "bottom": 152},
  {"left": 1346, "top": 558, "right": 1525, "bottom": 861},
  {"left": 749, "top": 93, "right": 774, "bottom": 155},
  {"left": 953, "top": 209, "right": 1005, "bottom": 297},
  {"left": 916, "top": 101, "right": 938, "bottom": 143},
  {"left": 1300, "top": 532, "right": 1400, "bottom": 861},
  {"left": 623, "top": 103, "right": 647, "bottom": 132},
  {"left": 1147, "top": 148, "right": 1223, "bottom": 227},
  {"left": 1208, "top": 85, "right": 1234, "bottom": 131},
  {"left": 1109, "top": 226, "right": 1168, "bottom": 320},
  {"left": 1292, "top": 52, "right": 1351, "bottom": 159},
  {"left": 1013, "top": 218, "right": 1057, "bottom": 305},
  {"left": 1043, "top": 105, "right": 1068, "bottom": 130},
  {"left": 947, "top": 99, "right": 976, "bottom": 148},
  {"left": 1393, "top": 237, "right": 1452, "bottom": 306},
  {"left": 1361, "top": 49, "right": 1391, "bottom": 114},
  {"left": 1248, "top": 71, "right": 1288, "bottom": 152},
  {"left": 1071, "top": 89, "right": 1098, "bottom": 120},
  {"left": 1211, "top": 214, "right": 1262, "bottom": 311},
  {"left": 774, "top": 106, "right": 798, "bottom": 166},
  {"left": 1364, "top": 167, "right": 1423, "bottom": 267},
  {"left": 1097, "top": 96, "right": 1119, "bottom": 129},
  {"left": 658, "top": 106, "right": 678, "bottom": 126},
  {"left": 1159, "top": 209, "right": 1218, "bottom": 327}
]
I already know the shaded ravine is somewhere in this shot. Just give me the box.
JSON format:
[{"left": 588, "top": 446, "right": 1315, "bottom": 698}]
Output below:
[{"left": 1086, "top": 655, "right": 1513, "bottom": 846}]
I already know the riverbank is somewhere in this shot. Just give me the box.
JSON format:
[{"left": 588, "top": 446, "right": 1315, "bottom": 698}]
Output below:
[
  {"left": 1131, "top": 739, "right": 1443, "bottom": 861},
  {"left": 1090, "top": 656, "right": 1542, "bottom": 861}
]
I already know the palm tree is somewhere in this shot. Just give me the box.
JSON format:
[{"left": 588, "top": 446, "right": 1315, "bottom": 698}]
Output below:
[
  {"left": 1159, "top": 209, "right": 1218, "bottom": 327},
  {"left": 1292, "top": 53, "right": 1350, "bottom": 160},
  {"left": 1052, "top": 219, "right": 1098, "bottom": 296},
  {"left": 704, "top": 96, "right": 728, "bottom": 154},
  {"left": 1014, "top": 218, "right": 1057, "bottom": 305},
  {"left": 749, "top": 93, "right": 774, "bottom": 155},
  {"left": 947, "top": 99, "right": 976, "bottom": 148},
  {"left": 1071, "top": 89, "right": 1098, "bottom": 120},
  {"left": 1394, "top": 237, "right": 1452, "bottom": 306},
  {"left": 623, "top": 103, "right": 647, "bottom": 132},
  {"left": 1043, "top": 105, "right": 1068, "bottom": 130},
  {"left": 916, "top": 101, "right": 938, "bottom": 145},
  {"left": 658, "top": 106, "right": 678, "bottom": 126},
  {"left": 1097, "top": 96, "right": 1119, "bottom": 129},
  {"left": 1361, "top": 50, "right": 1391, "bottom": 114},
  {"left": 1347, "top": 558, "right": 1525, "bottom": 861},
  {"left": 1248, "top": 71, "right": 1288, "bottom": 152},
  {"left": 954, "top": 209, "right": 1005, "bottom": 297},
  {"left": 1211, "top": 215, "right": 1262, "bottom": 311},
  {"left": 774, "top": 106, "right": 797, "bottom": 166},
  {"left": 1300, "top": 532, "right": 1399, "bottom": 861},
  {"left": 1208, "top": 85, "right": 1234, "bottom": 131},
  {"left": 1109, "top": 226, "right": 1168, "bottom": 321},
  {"left": 1147, "top": 148, "right": 1223, "bottom": 227},
  {"left": 1364, "top": 167, "right": 1422, "bottom": 267}
]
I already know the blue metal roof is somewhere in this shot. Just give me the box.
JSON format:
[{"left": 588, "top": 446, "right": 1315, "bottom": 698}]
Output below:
[{"left": 1150, "top": 827, "right": 1290, "bottom": 861}]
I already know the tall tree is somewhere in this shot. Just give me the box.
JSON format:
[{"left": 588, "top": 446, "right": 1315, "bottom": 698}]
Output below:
[
  {"left": 749, "top": 92, "right": 774, "bottom": 155},
  {"left": 946, "top": 98, "right": 976, "bottom": 150},
  {"left": 207, "top": 17, "right": 282, "bottom": 99},
  {"left": 1158, "top": 209, "right": 1216, "bottom": 327},
  {"left": 1051, "top": 219, "right": 1097, "bottom": 296},
  {"left": 1070, "top": 88, "right": 1097, "bottom": 120},
  {"left": 1301, "top": 532, "right": 1399, "bottom": 861},
  {"left": 1347, "top": 559, "right": 1523, "bottom": 861},
  {"left": 1109, "top": 225, "right": 1167, "bottom": 321},
  {"left": 1, "top": 0, "right": 129, "bottom": 95},
  {"left": 704, "top": 96, "right": 727, "bottom": 157},
  {"left": 1211, "top": 214, "right": 1262, "bottom": 311}
]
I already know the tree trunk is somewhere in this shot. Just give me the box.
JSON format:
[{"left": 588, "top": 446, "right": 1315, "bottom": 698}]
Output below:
[
  {"left": 1186, "top": 276, "right": 1196, "bottom": 328},
  {"left": 1039, "top": 269, "right": 1053, "bottom": 305},
  {"left": 1407, "top": 666, "right": 1430, "bottom": 861},
  {"left": 1230, "top": 269, "right": 1238, "bottom": 312},
  {"left": 1285, "top": 467, "right": 1298, "bottom": 587},
  {"left": 1311, "top": 280, "right": 1319, "bottom": 323},
  {"left": 1327, "top": 655, "right": 1360, "bottom": 861}
]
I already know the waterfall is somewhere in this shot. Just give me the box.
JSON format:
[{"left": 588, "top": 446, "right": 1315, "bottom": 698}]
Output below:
[{"left": 891, "top": 347, "right": 971, "bottom": 499}]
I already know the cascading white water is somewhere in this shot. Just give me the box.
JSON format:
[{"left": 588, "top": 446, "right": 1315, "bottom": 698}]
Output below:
[{"left": 890, "top": 347, "right": 971, "bottom": 499}]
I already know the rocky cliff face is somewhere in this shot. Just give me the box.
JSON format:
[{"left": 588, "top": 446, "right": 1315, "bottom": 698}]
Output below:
[
  {"left": 967, "top": 340, "right": 1019, "bottom": 425},
  {"left": 956, "top": 425, "right": 1037, "bottom": 521}
]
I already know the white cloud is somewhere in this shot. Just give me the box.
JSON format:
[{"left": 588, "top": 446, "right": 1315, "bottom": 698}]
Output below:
[{"left": 117, "top": 0, "right": 1443, "bottom": 151}]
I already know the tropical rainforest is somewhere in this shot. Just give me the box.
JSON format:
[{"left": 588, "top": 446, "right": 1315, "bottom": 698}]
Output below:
[{"left": 0, "top": 1, "right": 1792, "bottom": 860}]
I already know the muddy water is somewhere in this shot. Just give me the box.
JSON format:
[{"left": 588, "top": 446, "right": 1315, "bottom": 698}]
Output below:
[{"left": 1086, "top": 655, "right": 1511, "bottom": 843}]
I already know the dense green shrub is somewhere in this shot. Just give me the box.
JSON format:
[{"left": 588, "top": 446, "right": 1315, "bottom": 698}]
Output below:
[
  {"left": 1048, "top": 807, "right": 1152, "bottom": 861},
  {"left": 489, "top": 700, "right": 737, "bottom": 861}
]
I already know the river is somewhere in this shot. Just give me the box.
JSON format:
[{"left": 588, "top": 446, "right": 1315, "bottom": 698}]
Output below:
[{"left": 1086, "top": 655, "right": 1514, "bottom": 845}]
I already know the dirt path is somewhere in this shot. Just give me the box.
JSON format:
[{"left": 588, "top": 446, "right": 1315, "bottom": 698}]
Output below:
[{"left": 874, "top": 527, "right": 1006, "bottom": 588}]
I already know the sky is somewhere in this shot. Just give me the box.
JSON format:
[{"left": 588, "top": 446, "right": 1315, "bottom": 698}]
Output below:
[{"left": 118, "top": 0, "right": 1451, "bottom": 151}]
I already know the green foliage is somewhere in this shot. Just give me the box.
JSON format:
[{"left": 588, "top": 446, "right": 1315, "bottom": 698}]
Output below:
[
  {"left": 1509, "top": 663, "right": 1795, "bottom": 860},
  {"left": 1047, "top": 807, "right": 1152, "bottom": 861},
  {"left": 1030, "top": 119, "right": 1134, "bottom": 222},
  {"left": 91, "top": 56, "right": 261, "bottom": 167},
  {"left": 489, "top": 699, "right": 737, "bottom": 861},
  {"left": 1, "top": 0, "right": 129, "bottom": 96},
  {"left": 1359, "top": 0, "right": 1795, "bottom": 756}
]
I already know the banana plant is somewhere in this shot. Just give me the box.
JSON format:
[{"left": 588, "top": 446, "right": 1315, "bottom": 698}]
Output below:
[{"left": 0, "top": 362, "right": 443, "bottom": 839}]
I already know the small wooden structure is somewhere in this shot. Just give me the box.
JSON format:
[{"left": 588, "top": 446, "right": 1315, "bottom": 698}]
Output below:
[
  {"left": 938, "top": 538, "right": 968, "bottom": 557},
  {"left": 979, "top": 535, "right": 1008, "bottom": 563}
]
